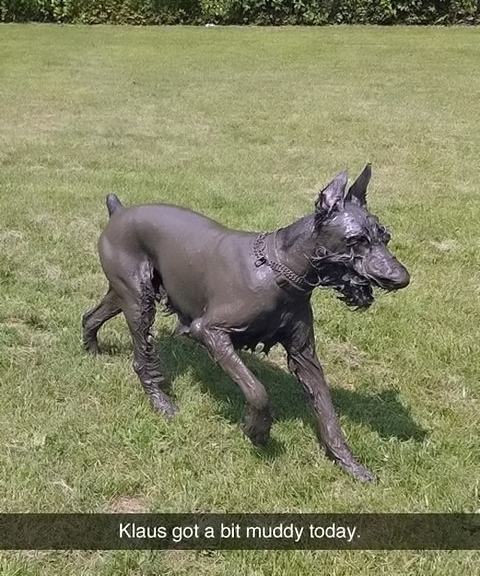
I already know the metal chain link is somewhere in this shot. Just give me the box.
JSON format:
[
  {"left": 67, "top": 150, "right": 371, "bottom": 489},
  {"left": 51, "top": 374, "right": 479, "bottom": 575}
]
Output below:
[{"left": 253, "top": 233, "right": 309, "bottom": 291}]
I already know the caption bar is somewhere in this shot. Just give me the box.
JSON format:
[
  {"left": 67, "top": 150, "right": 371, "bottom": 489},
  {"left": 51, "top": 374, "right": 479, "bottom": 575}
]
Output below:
[{"left": 0, "top": 513, "right": 479, "bottom": 550}]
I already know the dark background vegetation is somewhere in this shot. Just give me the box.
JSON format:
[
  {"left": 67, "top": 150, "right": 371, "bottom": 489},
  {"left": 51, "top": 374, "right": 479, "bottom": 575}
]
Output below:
[{"left": 1, "top": 0, "right": 479, "bottom": 25}]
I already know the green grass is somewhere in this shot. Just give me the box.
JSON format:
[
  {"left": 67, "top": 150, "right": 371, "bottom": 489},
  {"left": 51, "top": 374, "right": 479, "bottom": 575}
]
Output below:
[{"left": 1, "top": 23, "right": 479, "bottom": 575}]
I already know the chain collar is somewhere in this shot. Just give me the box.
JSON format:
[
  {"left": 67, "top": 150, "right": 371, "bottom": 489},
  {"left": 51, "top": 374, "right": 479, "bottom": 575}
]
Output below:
[{"left": 253, "top": 232, "right": 311, "bottom": 293}]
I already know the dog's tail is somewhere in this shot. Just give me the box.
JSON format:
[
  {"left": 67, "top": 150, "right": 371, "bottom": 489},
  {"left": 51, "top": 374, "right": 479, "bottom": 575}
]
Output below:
[{"left": 106, "top": 193, "right": 123, "bottom": 217}]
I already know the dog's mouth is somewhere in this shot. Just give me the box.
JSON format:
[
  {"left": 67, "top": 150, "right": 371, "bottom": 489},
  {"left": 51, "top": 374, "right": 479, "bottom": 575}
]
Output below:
[
  {"left": 368, "top": 277, "right": 398, "bottom": 292},
  {"left": 310, "top": 263, "right": 375, "bottom": 309},
  {"left": 331, "top": 270, "right": 375, "bottom": 309},
  {"left": 309, "top": 248, "right": 405, "bottom": 309},
  {"left": 308, "top": 248, "right": 374, "bottom": 308}
]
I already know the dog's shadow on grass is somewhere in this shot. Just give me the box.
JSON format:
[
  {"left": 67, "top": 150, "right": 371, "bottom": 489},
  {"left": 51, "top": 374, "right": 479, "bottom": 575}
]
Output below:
[
  {"left": 101, "top": 330, "right": 427, "bottom": 455},
  {"left": 155, "top": 332, "right": 427, "bottom": 455}
]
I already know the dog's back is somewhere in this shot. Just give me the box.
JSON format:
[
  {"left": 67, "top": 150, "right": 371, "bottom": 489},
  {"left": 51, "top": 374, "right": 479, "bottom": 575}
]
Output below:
[{"left": 98, "top": 200, "right": 255, "bottom": 321}]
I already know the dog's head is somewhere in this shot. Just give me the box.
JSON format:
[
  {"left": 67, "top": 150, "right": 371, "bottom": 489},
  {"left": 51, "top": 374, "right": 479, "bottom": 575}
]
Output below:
[{"left": 310, "top": 165, "right": 410, "bottom": 308}]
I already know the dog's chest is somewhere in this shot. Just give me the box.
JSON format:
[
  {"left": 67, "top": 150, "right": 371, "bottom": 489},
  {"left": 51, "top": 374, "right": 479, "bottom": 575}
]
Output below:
[{"left": 229, "top": 300, "right": 300, "bottom": 353}]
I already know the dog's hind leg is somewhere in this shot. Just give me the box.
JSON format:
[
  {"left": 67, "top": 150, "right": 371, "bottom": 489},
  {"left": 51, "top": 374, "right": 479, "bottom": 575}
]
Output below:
[
  {"left": 190, "top": 320, "right": 272, "bottom": 446},
  {"left": 110, "top": 261, "right": 177, "bottom": 417},
  {"left": 82, "top": 288, "right": 121, "bottom": 354}
]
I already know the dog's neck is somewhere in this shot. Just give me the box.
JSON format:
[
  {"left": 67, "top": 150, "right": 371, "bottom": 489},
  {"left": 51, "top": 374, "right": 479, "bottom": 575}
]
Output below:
[{"left": 275, "top": 214, "right": 322, "bottom": 285}]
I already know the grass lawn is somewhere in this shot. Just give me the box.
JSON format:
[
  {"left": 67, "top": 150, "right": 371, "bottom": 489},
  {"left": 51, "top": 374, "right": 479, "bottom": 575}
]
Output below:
[{"left": 0, "top": 23, "right": 479, "bottom": 574}]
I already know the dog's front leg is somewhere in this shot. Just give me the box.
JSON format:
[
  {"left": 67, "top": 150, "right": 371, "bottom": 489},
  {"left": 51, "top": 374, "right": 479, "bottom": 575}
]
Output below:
[
  {"left": 284, "top": 329, "right": 375, "bottom": 483},
  {"left": 190, "top": 320, "right": 273, "bottom": 446}
]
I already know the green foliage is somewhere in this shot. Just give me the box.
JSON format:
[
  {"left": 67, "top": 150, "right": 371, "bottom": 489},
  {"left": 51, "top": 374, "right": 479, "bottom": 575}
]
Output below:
[
  {"left": 1, "top": 0, "right": 39, "bottom": 21},
  {"left": 230, "top": 0, "right": 333, "bottom": 25},
  {"left": 0, "top": 0, "right": 203, "bottom": 23},
  {"left": 200, "top": 0, "right": 232, "bottom": 22},
  {"left": 391, "top": 1, "right": 445, "bottom": 24},
  {"left": 0, "top": 0, "right": 479, "bottom": 23},
  {"left": 390, "top": 0, "right": 479, "bottom": 24},
  {"left": 331, "top": 0, "right": 395, "bottom": 24},
  {"left": 448, "top": 0, "right": 479, "bottom": 22}
]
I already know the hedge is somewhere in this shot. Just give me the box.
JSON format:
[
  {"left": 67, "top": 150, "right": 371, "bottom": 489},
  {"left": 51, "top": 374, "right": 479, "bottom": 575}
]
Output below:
[{"left": 1, "top": 0, "right": 479, "bottom": 24}]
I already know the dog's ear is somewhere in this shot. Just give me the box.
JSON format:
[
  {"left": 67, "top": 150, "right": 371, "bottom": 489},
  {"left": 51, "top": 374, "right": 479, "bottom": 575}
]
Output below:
[
  {"left": 346, "top": 163, "right": 371, "bottom": 206},
  {"left": 315, "top": 170, "right": 348, "bottom": 217}
]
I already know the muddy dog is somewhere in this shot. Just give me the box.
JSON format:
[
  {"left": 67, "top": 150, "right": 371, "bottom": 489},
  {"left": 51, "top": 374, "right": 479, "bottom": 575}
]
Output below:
[{"left": 82, "top": 165, "right": 409, "bottom": 482}]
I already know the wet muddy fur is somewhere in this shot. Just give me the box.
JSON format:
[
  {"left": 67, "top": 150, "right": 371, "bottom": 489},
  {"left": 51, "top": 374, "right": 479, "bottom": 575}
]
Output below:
[{"left": 82, "top": 165, "right": 410, "bottom": 482}]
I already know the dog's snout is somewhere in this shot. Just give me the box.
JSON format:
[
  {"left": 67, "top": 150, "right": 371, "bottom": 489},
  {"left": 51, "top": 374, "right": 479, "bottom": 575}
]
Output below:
[
  {"left": 388, "top": 265, "right": 410, "bottom": 289},
  {"left": 364, "top": 249, "right": 410, "bottom": 290},
  {"left": 376, "top": 260, "right": 410, "bottom": 290}
]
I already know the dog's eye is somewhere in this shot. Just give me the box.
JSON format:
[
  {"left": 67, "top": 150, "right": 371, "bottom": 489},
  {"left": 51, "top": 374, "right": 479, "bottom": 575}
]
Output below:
[{"left": 346, "top": 234, "right": 368, "bottom": 247}]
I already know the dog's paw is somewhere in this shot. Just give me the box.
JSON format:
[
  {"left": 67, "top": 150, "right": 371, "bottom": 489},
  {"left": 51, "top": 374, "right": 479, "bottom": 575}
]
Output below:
[
  {"left": 84, "top": 341, "right": 101, "bottom": 355},
  {"left": 246, "top": 429, "right": 270, "bottom": 447},
  {"left": 242, "top": 422, "right": 271, "bottom": 447},
  {"left": 150, "top": 395, "right": 178, "bottom": 418},
  {"left": 338, "top": 459, "right": 376, "bottom": 483},
  {"left": 242, "top": 407, "right": 272, "bottom": 447}
]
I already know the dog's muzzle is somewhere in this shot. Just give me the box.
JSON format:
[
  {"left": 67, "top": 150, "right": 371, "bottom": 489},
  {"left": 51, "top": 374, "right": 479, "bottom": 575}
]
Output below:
[{"left": 362, "top": 256, "right": 410, "bottom": 292}]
